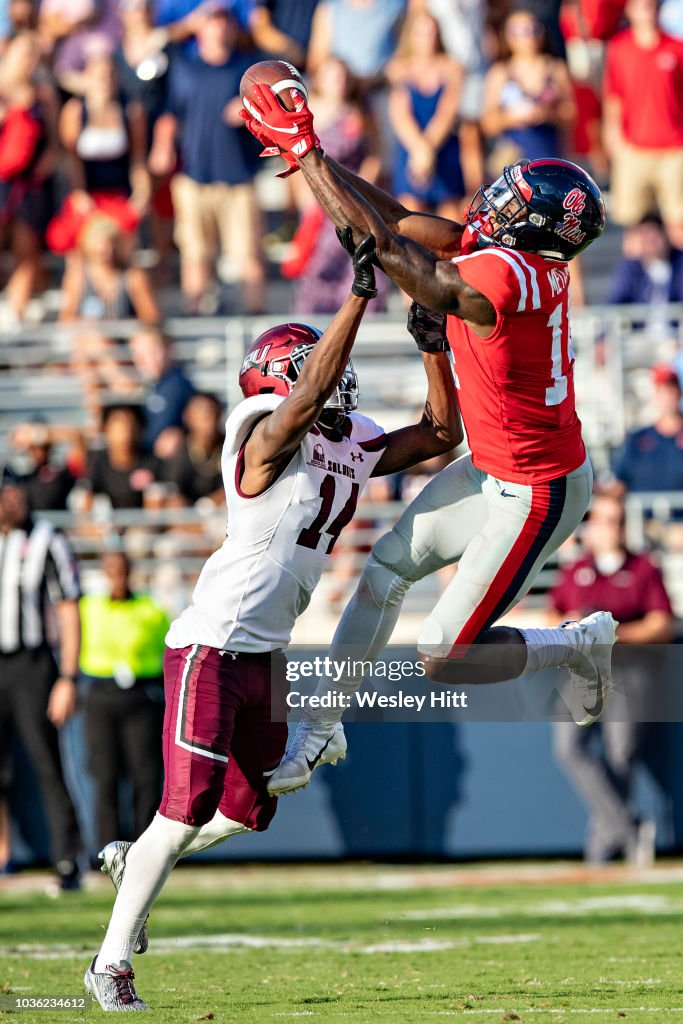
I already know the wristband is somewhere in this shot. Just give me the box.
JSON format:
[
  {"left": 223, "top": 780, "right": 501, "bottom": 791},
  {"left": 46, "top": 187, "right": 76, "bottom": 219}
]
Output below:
[{"left": 415, "top": 337, "right": 449, "bottom": 353}]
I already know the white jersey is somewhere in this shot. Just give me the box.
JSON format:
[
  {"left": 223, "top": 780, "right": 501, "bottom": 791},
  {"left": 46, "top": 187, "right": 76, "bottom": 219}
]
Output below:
[{"left": 166, "top": 395, "right": 387, "bottom": 653}]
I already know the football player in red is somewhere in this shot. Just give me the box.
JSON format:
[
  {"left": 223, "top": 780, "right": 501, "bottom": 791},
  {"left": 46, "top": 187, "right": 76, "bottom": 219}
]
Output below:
[
  {"left": 239, "top": 83, "right": 618, "bottom": 797},
  {"left": 84, "top": 236, "right": 462, "bottom": 1010}
]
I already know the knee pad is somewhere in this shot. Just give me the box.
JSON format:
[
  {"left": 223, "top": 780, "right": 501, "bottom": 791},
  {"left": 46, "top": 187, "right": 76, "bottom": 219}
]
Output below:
[{"left": 361, "top": 540, "right": 414, "bottom": 609}]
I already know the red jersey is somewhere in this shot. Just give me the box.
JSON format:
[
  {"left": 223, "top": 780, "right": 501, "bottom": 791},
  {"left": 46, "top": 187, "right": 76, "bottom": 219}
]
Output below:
[
  {"left": 447, "top": 244, "right": 586, "bottom": 485},
  {"left": 604, "top": 30, "right": 683, "bottom": 150}
]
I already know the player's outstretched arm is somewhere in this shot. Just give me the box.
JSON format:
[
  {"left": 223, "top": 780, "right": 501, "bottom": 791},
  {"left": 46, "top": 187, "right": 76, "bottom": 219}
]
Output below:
[
  {"left": 296, "top": 152, "right": 494, "bottom": 325},
  {"left": 240, "top": 238, "right": 376, "bottom": 496},
  {"left": 325, "top": 156, "right": 464, "bottom": 259},
  {"left": 241, "top": 86, "right": 491, "bottom": 320},
  {"left": 372, "top": 304, "right": 463, "bottom": 477}
]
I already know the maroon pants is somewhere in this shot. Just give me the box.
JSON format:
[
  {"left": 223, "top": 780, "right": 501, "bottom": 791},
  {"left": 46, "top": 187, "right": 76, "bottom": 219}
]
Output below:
[{"left": 159, "top": 645, "right": 289, "bottom": 831}]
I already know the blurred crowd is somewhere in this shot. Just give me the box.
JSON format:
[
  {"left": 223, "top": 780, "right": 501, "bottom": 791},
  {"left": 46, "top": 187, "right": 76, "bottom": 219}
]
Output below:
[
  {"left": 0, "top": 0, "right": 680, "bottom": 325},
  {"left": 2, "top": 0, "right": 683, "bottom": 883},
  {"left": 2, "top": 0, "right": 683, "bottom": 485}
]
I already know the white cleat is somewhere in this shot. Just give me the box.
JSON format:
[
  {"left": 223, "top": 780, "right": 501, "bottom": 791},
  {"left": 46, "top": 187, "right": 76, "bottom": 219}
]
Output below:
[
  {"left": 560, "top": 611, "right": 618, "bottom": 726},
  {"left": 267, "top": 721, "right": 347, "bottom": 796}
]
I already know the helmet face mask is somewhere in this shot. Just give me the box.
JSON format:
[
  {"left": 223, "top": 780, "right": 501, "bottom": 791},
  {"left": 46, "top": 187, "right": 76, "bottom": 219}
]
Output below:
[
  {"left": 239, "top": 323, "right": 359, "bottom": 427},
  {"left": 468, "top": 175, "right": 528, "bottom": 237},
  {"left": 465, "top": 158, "right": 605, "bottom": 261},
  {"left": 288, "top": 342, "right": 359, "bottom": 422}
]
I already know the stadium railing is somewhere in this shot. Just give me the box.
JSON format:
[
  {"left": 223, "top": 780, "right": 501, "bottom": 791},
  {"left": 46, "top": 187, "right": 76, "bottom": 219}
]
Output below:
[
  {"left": 1, "top": 303, "right": 681, "bottom": 465},
  {"left": 3, "top": 303, "right": 683, "bottom": 615},
  {"left": 39, "top": 490, "right": 683, "bottom": 619}
]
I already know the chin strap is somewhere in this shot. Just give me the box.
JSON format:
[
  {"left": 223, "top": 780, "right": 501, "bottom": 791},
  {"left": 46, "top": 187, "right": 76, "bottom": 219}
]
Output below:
[{"left": 318, "top": 408, "right": 347, "bottom": 432}]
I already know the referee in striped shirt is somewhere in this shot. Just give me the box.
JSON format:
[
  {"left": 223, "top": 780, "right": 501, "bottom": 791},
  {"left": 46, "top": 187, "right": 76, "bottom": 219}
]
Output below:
[{"left": 0, "top": 464, "right": 82, "bottom": 889}]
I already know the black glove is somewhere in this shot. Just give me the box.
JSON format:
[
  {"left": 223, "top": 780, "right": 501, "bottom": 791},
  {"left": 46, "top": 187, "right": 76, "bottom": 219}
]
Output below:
[
  {"left": 336, "top": 226, "right": 378, "bottom": 299},
  {"left": 407, "top": 301, "right": 449, "bottom": 352}
]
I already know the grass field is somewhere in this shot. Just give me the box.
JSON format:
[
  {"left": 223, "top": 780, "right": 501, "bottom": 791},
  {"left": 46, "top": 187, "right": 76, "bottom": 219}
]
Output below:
[{"left": 2, "top": 862, "right": 683, "bottom": 1024}]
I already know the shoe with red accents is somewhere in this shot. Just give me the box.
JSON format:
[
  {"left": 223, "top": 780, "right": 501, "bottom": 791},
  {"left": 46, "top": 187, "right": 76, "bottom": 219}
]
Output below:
[{"left": 84, "top": 958, "right": 148, "bottom": 1011}]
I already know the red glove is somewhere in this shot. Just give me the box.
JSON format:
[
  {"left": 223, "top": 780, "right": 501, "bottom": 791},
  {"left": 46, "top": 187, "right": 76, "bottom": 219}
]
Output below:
[
  {"left": 239, "top": 108, "right": 299, "bottom": 178},
  {"left": 242, "top": 83, "right": 321, "bottom": 162}
]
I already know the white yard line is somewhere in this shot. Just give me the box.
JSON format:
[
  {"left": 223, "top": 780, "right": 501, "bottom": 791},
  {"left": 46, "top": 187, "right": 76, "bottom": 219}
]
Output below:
[{"left": 0, "top": 931, "right": 541, "bottom": 960}]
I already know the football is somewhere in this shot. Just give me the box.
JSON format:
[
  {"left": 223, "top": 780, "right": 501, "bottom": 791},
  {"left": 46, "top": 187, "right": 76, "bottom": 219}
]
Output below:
[{"left": 240, "top": 59, "right": 308, "bottom": 120}]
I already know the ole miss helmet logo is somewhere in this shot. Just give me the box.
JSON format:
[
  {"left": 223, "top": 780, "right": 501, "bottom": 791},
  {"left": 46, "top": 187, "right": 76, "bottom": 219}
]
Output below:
[
  {"left": 563, "top": 188, "right": 587, "bottom": 215},
  {"left": 555, "top": 188, "right": 587, "bottom": 246}
]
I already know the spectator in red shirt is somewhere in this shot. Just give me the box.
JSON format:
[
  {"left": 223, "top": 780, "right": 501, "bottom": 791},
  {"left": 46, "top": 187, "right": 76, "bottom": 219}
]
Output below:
[
  {"left": 550, "top": 492, "right": 675, "bottom": 864},
  {"left": 581, "top": 0, "right": 626, "bottom": 40},
  {"left": 0, "top": 32, "right": 58, "bottom": 322},
  {"left": 603, "top": 0, "right": 683, "bottom": 248}
]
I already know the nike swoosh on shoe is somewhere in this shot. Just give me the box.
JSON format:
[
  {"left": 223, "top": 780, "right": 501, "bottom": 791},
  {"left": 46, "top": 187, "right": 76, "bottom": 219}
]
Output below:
[
  {"left": 306, "top": 734, "right": 333, "bottom": 772},
  {"left": 583, "top": 668, "right": 604, "bottom": 719}
]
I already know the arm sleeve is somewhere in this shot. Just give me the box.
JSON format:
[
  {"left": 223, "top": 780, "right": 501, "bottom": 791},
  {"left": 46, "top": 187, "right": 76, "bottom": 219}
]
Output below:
[
  {"left": 451, "top": 250, "right": 530, "bottom": 315},
  {"left": 640, "top": 560, "right": 674, "bottom": 616},
  {"left": 45, "top": 529, "right": 81, "bottom": 603}
]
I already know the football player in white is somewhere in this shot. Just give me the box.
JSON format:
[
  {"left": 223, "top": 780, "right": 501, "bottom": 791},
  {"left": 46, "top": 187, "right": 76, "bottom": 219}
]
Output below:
[{"left": 84, "top": 232, "right": 462, "bottom": 1011}]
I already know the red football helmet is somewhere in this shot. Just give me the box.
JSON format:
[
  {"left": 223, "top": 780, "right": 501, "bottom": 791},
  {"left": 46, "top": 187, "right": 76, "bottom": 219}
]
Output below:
[{"left": 239, "top": 322, "right": 359, "bottom": 422}]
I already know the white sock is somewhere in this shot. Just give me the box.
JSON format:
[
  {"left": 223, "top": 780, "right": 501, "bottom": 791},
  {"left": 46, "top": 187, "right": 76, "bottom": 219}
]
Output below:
[
  {"left": 180, "top": 811, "right": 249, "bottom": 856},
  {"left": 519, "top": 626, "right": 577, "bottom": 675},
  {"left": 95, "top": 813, "right": 199, "bottom": 972}
]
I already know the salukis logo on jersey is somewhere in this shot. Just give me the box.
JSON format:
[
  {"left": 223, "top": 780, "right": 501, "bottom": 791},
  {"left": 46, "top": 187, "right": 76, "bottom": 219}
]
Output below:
[{"left": 306, "top": 439, "right": 367, "bottom": 480}]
